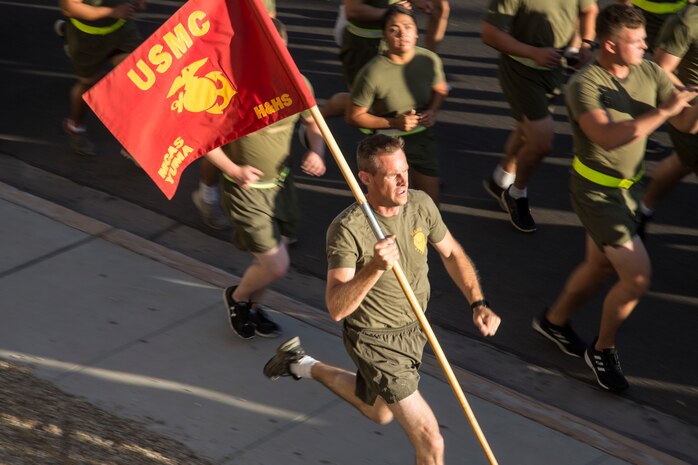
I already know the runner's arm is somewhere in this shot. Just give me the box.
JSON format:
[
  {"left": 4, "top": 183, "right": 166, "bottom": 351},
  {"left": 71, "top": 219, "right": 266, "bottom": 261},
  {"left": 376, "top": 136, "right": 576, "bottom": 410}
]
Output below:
[
  {"left": 203, "top": 147, "right": 262, "bottom": 188},
  {"left": 668, "top": 98, "right": 698, "bottom": 134},
  {"left": 60, "top": 0, "right": 134, "bottom": 20},
  {"left": 431, "top": 230, "right": 500, "bottom": 336},
  {"left": 326, "top": 236, "right": 399, "bottom": 321},
  {"left": 300, "top": 116, "right": 326, "bottom": 176},
  {"left": 578, "top": 88, "right": 698, "bottom": 150},
  {"left": 481, "top": 21, "right": 562, "bottom": 68},
  {"left": 577, "top": 2, "right": 599, "bottom": 65},
  {"left": 418, "top": 80, "right": 448, "bottom": 127},
  {"left": 424, "top": 0, "right": 449, "bottom": 52},
  {"left": 578, "top": 2, "right": 598, "bottom": 44},
  {"left": 654, "top": 48, "right": 686, "bottom": 88},
  {"left": 346, "top": 105, "right": 421, "bottom": 131}
]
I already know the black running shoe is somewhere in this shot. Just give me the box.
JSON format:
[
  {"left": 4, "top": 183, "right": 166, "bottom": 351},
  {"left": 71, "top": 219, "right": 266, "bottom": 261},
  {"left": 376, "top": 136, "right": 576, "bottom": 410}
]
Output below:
[
  {"left": 223, "top": 286, "right": 255, "bottom": 339},
  {"left": 263, "top": 336, "right": 306, "bottom": 380},
  {"left": 482, "top": 178, "right": 507, "bottom": 211},
  {"left": 501, "top": 186, "right": 537, "bottom": 233},
  {"left": 251, "top": 307, "right": 281, "bottom": 338},
  {"left": 584, "top": 339, "right": 629, "bottom": 391},
  {"left": 532, "top": 311, "right": 586, "bottom": 358}
]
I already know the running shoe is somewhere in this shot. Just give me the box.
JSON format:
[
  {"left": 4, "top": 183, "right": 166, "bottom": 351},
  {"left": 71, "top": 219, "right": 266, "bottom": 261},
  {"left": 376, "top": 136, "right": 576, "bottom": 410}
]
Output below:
[
  {"left": 223, "top": 286, "right": 255, "bottom": 339},
  {"left": 532, "top": 311, "right": 586, "bottom": 358},
  {"left": 501, "top": 186, "right": 536, "bottom": 233},
  {"left": 251, "top": 307, "right": 281, "bottom": 338},
  {"left": 482, "top": 177, "right": 507, "bottom": 211},
  {"left": 584, "top": 338, "right": 629, "bottom": 391},
  {"left": 192, "top": 189, "right": 229, "bottom": 230},
  {"left": 263, "top": 336, "right": 306, "bottom": 380},
  {"left": 63, "top": 119, "right": 95, "bottom": 157}
]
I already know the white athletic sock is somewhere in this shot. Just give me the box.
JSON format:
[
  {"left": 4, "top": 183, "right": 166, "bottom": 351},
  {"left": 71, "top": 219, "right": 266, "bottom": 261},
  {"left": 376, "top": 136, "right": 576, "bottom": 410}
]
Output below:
[
  {"left": 65, "top": 119, "right": 86, "bottom": 133},
  {"left": 493, "top": 165, "right": 515, "bottom": 189},
  {"left": 290, "top": 355, "right": 318, "bottom": 379},
  {"left": 639, "top": 202, "right": 654, "bottom": 217},
  {"left": 508, "top": 185, "right": 527, "bottom": 199},
  {"left": 199, "top": 181, "right": 219, "bottom": 204}
]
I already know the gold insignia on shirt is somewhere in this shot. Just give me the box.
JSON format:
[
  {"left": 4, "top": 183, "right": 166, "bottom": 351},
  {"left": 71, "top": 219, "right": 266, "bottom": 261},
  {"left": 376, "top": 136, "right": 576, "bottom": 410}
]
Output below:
[{"left": 412, "top": 228, "right": 426, "bottom": 255}]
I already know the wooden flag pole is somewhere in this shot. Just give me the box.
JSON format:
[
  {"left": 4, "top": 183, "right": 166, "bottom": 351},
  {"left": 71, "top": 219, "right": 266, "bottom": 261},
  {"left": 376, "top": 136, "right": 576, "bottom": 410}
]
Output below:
[{"left": 308, "top": 105, "right": 499, "bottom": 465}]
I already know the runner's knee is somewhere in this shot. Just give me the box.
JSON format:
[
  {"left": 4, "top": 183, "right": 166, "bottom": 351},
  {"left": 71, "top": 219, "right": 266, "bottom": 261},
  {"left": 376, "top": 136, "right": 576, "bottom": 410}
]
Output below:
[
  {"left": 415, "top": 425, "right": 444, "bottom": 456},
  {"left": 526, "top": 135, "right": 553, "bottom": 156},
  {"left": 624, "top": 272, "right": 651, "bottom": 296},
  {"left": 266, "top": 255, "right": 289, "bottom": 280},
  {"left": 259, "top": 247, "right": 290, "bottom": 279},
  {"left": 364, "top": 405, "right": 394, "bottom": 425}
]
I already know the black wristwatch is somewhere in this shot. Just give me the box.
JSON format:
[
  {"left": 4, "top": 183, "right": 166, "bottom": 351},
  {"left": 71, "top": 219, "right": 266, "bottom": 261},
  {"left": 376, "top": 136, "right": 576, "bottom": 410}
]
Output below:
[
  {"left": 581, "top": 39, "right": 598, "bottom": 51},
  {"left": 470, "top": 299, "right": 489, "bottom": 311}
]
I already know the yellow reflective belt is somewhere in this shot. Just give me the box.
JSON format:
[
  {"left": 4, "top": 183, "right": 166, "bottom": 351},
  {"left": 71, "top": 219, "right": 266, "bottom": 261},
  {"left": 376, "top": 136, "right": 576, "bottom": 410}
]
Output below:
[
  {"left": 359, "top": 126, "right": 428, "bottom": 137},
  {"left": 70, "top": 18, "right": 126, "bottom": 35},
  {"left": 508, "top": 55, "right": 552, "bottom": 71},
  {"left": 347, "top": 22, "right": 383, "bottom": 39},
  {"left": 572, "top": 156, "right": 644, "bottom": 189},
  {"left": 223, "top": 166, "right": 290, "bottom": 189},
  {"left": 632, "top": 0, "right": 687, "bottom": 14}
]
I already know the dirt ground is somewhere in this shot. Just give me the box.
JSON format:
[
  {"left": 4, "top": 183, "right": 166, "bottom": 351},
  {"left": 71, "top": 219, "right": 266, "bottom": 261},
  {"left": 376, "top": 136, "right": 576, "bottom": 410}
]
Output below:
[{"left": 0, "top": 360, "right": 213, "bottom": 465}]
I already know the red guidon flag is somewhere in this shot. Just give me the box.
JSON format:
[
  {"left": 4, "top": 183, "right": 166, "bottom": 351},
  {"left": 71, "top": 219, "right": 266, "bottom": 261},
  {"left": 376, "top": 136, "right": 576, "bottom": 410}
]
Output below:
[{"left": 84, "top": 0, "right": 315, "bottom": 199}]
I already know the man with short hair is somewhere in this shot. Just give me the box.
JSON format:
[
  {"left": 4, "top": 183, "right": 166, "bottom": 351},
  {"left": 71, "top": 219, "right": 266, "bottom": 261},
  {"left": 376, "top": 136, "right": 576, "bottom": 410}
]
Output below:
[
  {"left": 534, "top": 3, "right": 697, "bottom": 391},
  {"left": 322, "top": 0, "right": 450, "bottom": 118},
  {"left": 264, "top": 135, "right": 500, "bottom": 464},
  {"left": 204, "top": 18, "right": 327, "bottom": 340},
  {"left": 481, "top": 0, "right": 599, "bottom": 232},
  {"left": 617, "top": 0, "right": 689, "bottom": 52}
]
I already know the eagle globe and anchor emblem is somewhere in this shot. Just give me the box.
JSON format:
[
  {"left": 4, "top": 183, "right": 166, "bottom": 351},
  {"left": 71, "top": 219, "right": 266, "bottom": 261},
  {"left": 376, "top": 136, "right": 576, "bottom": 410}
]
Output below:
[{"left": 167, "top": 57, "right": 235, "bottom": 114}]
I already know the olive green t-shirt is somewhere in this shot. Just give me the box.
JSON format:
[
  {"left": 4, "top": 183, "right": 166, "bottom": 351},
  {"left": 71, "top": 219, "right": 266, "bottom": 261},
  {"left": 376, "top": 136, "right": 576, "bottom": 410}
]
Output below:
[
  {"left": 655, "top": 4, "right": 698, "bottom": 87},
  {"left": 566, "top": 61, "right": 675, "bottom": 179},
  {"left": 222, "top": 77, "right": 313, "bottom": 182},
  {"left": 350, "top": 0, "right": 399, "bottom": 30},
  {"left": 484, "top": 0, "right": 597, "bottom": 49},
  {"left": 326, "top": 190, "right": 447, "bottom": 329},
  {"left": 351, "top": 47, "right": 445, "bottom": 117}
]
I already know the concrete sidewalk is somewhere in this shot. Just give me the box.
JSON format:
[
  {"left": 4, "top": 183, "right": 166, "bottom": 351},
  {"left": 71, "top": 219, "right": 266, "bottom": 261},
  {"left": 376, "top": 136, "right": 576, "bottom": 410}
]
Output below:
[{"left": 0, "top": 182, "right": 685, "bottom": 465}]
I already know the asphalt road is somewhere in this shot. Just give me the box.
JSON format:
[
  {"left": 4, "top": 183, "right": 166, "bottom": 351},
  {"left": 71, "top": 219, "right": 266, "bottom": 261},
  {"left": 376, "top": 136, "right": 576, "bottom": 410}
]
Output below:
[{"left": 1, "top": 0, "right": 696, "bottom": 453}]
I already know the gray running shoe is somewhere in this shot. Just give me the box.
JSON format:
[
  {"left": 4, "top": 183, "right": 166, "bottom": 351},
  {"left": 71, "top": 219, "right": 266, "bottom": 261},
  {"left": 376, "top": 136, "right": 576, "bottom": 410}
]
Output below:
[
  {"left": 192, "top": 189, "right": 229, "bottom": 230},
  {"left": 263, "top": 336, "right": 306, "bottom": 381},
  {"left": 63, "top": 119, "right": 95, "bottom": 157}
]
